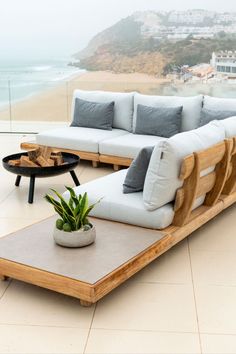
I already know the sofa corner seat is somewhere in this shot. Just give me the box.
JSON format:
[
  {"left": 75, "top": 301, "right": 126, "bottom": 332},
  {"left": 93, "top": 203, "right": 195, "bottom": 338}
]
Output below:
[{"left": 99, "top": 133, "right": 166, "bottom": 159}]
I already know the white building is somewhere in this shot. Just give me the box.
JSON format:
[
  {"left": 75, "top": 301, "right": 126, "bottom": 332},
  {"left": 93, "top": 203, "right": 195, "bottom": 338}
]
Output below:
[
  {"left": 168, "top": 10, "right": 215, "bottom": 24},
  {"left": 211, "top": 51, "right": 236, "bottom": 77}
]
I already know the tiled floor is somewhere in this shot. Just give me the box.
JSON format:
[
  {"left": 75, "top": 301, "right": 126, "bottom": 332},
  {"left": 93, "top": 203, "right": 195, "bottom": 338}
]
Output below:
[{"left": 0, "top": 134, "right": 236, "bottom": 354}]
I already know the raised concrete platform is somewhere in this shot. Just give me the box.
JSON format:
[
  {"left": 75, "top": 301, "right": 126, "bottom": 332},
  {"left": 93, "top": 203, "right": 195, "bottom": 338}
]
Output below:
[{"left": 0, "top": 216, "right": 166, "bottom": 306}]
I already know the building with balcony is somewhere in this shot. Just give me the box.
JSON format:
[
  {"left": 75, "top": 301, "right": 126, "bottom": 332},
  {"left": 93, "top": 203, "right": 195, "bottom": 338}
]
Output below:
[{"left": 211, "top": 51, "right": 236, "bottom": 77}]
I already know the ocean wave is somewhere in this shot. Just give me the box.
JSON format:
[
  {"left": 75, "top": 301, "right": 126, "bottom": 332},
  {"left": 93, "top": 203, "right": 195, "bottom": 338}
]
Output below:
[
  {"left": 50, "top": 69, "right": 85, "bottom": 82},
  {"left": 31, "top": 65, "right": 52, "bottom": 71},
  {"left": 10, "top": 82, "right": 41, "bottom": 88}
]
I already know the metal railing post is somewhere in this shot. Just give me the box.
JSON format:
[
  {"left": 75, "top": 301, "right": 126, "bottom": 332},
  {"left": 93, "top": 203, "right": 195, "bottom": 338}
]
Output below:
[{"left": 8, "top": 80, "right": 12, "bottom": 132}]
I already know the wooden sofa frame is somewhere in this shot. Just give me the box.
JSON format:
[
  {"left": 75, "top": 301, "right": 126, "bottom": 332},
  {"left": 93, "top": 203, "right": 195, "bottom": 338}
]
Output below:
[
  {"left": 20, "top": 142, "right": 133, "bottom": 170},
  {"left": 1, "top": 138, "right": 236, "bottom": 306}
]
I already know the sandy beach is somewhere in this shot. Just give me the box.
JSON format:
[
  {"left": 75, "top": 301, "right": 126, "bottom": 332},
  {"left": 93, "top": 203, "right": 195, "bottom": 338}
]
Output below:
[{"left": 0, "top": 71, "right": 170, "bottom": 123}]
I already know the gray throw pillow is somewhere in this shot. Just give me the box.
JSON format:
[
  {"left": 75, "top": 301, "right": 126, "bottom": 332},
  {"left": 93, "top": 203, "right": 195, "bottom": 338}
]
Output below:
[
  {"left": 123, "top": 146, "right": 154, "bottom": 194},
  {"left": 71, "top": 97, "right": 114, "bottom": 130},
  {"left": 199, "top": 107, "right": 236, "bottom": 127},
  {"left": 134, "top": 104, "right": 183, "bottom": 138}
]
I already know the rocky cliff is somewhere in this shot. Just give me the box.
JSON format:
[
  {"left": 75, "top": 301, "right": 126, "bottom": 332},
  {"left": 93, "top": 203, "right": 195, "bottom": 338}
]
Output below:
[{"left": 73, "top": 10, "right": 236, "bottom": 76}]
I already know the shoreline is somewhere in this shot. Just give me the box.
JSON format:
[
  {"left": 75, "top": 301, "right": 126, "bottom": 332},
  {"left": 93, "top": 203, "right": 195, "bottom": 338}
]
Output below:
[
  {"left": 2, "top": 69, "right": 236, "bottom": 126},
  {"left": 0, "top": 71, "right": 170, "bottom": 123},
  {"left": 0, "top": 68, "right": 86, "bottom": 113}
]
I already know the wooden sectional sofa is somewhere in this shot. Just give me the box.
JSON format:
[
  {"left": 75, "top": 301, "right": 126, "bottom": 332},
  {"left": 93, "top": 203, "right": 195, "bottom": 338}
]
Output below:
[
  {"left": 1, "top": 137, "right": 236, "bottom": 306},
  {"left": 2, "top": 91, "right": 236, "bottom": 305},
  {"left": 21, "top": 90, "right": 206, "bottom": 170}
]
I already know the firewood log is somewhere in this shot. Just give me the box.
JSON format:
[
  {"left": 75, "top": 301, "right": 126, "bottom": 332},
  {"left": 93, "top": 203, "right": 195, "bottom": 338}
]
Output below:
[
  {"left": 36, "top": 156, "right": 54, "bottom": 167},
  {"left": 50, "top": 155, "right": 63, "bottom": 166},
  {"left": 28, "top": 148, "right": 41, "bottom": 162},
  {"left": 20, "top": 156, "right": 38, "bottom": 167},
  {"left": 8, "top": 159, "right": 21, "bottom": 166},
  {"left": 40, "top": 146, "right": 52, "bottom": 160}
]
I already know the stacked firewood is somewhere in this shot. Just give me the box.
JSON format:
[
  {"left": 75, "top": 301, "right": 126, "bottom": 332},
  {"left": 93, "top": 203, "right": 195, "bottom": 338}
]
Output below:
[{"left": 9, "top": 147, "right": 65, "bottom": 167}]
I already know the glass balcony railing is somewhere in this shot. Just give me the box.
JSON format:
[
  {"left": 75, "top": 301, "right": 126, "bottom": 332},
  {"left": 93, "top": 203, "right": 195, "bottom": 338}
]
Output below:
[{"left": 1, "top": 78, "right": 236, "bottom": 133}]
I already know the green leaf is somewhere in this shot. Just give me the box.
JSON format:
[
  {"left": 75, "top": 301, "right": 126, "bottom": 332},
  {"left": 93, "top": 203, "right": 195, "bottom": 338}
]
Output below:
[
  {"left": 75, "top": 214, "right": 81, "bottom": 230},
  {"left": 50, "top": 189, "right": 74, "bottom": 217},
  {"left": 54, "top": 206, "right": 64, "bottom": 221},
  {"left": 65, "top": 186, "right": 77, "bottom": 211},
  {"left": 65, "top": 186, "right": 76, "bottom": 199},
  {"left": 72, "top": 195, "right": 79, "bottom": 207},
  {"left": 82, "top": 197, "right": 102, "bottom": 222},
  {"left": 44, "top": 194, "right": 61, "bottom": 208},
  {"left": 80, "top": 193, "right": 89, "bottom": 221},
  {"left": 62, "top": 211, "right": 76, "bottom": 231}
]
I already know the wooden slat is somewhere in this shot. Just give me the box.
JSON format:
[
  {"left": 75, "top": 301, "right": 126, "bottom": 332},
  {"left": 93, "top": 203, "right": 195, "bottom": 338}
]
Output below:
[
  {"left": 173, "top": 152, "right": 200, "bottom": 226},
  {"left": 204, "top": 139, "right": 232, "bottom": 206},
  {"left": 178, "top": 142, "right": 226, "bottom": 180},
  {"left": 99, "top": 154, "right": 133, "bottom": 167},
  {"left": 197, "top": 141, "right": 226, "bottom": 172},
  {"left": 232, "top": 137, "right": 236, "bottom": 155},
  {"left": 174, "top": 171, "right": 216, "bottom": 212},
  {"left": 220, "top": 192, "right": 236, "bottom": 209},
  {"left": 179, "top": 155, "right": 195, "bottom": 180},
  {"left": 222, "top": 154, "right": 236, "bottom": 195},
  {"left": 0, "top": 258, "right": 94, "bottom": 302}
]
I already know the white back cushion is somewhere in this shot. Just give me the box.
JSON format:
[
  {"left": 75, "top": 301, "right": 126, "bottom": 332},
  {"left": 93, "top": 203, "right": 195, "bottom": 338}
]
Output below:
[
  {"left": 143, "top": 121, "right": 225, "bottom": 210},
  {"left": 72, "top": 90, "right": 134, "bottom": 132},
  {"left": 204, "top": 96, "right": 236, "bottom": 111},
  {"left": 133, "top": 93, "right": 203, "bottom": 132},
  {"left": 218, "top": 116, "right": 236, "bottom": 138}
]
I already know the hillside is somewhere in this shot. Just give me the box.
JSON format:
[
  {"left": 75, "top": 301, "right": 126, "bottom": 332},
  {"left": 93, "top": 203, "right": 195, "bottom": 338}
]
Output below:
[{"left": 73, "top": 10, "right": 236, "bottom": 76}]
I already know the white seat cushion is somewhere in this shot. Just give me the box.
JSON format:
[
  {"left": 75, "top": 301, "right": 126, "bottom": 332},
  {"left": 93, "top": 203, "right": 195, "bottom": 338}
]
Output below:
[
  {"left": 99, "top": 133, "right": 165, "bottom": 158},
  {"left": 218, "top": 116, "right": 236, "bottom": 138},
  {"left": 143, "top": 121, "right": 226, "bottom": 210},
  {"left": 36, "top": 127, "right": 128, "bottom": 153},
  {"left": 72, "top": 90, "right": 134, "bottom": 132},
  {"left": 133, "top": 93, "right": 203, "bottom": 132},
  {"left": 63, "top": 170, "right": 174, "bottom": 230}
]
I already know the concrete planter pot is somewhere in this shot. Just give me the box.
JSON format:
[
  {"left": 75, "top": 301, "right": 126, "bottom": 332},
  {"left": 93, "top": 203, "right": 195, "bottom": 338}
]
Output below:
[{"left": 53, "top": 225, "right": 96, "bottom": 248}]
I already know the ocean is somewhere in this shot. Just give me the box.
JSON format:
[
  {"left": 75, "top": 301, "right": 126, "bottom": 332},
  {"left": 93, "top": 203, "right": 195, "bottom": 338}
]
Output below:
[
  {"left": 0, "top": 58, "right": 83, "bottom": 109},
  {"left": 1, "top": 58, "right": 236, "bottom": 111}
]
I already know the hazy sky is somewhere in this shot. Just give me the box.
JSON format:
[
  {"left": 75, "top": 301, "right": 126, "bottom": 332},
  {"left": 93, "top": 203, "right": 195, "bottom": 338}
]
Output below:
[{"left": 1, "top": 0, "right": 236, "bottom": 60}]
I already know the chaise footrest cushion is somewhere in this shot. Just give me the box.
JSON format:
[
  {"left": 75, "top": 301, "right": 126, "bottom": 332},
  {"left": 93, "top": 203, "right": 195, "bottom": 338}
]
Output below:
[
  {"left": 36, "top": 127, "right": 128, "bottom": 153},
  {"left": 63, "top": 170, "right": 175, "bottom": 230}
]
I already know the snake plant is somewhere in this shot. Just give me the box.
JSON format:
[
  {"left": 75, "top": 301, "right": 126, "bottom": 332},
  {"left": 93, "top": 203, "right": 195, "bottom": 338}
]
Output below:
[{"left": 45, "top": 187, "right": 100, "bottom": 232}]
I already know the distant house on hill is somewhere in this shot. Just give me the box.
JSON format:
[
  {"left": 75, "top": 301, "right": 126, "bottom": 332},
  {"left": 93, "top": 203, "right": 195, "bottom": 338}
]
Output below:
[
  {"left": 211, "top": 51, "right": 236, "bottom": 77},
  {"left": 187, "top": 63, "right": 214, "bottom": 78}
]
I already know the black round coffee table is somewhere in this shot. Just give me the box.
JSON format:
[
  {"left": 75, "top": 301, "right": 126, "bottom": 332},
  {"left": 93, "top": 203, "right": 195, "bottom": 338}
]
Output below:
[{"left": 2, "top": 152, "right": 80, "bottom": 204}]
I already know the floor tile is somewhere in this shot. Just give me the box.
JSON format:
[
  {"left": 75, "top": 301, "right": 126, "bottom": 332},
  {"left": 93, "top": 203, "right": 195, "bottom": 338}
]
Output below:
[
  {"left": 190, "top": 249, "right": 236, "bottom": 286},
  {"left": 0, "top": 184, "right": 62, "bottom": 219},
  {"left": 195, "top": 285, "right": 236, "bottom": 334},
  {"left": 85, "top": 329, "right": 201, "bottom": 354},
  {"left": 201, "top": 333, "right": 236, "bottom": 354},
  {"left": 0, "top": 218, "right": 37, "bottom": 238},
  {"left": 0, "top": 280, "right": 94, "bottom": 328},
  {"left": 133, "top": 239, "right": 192, "bottom": 284},
  {"left": 0, "top": 324, "right": 87, "bottom": 354},
  {"left": 0, "top": 182, "right": 16, "bottom": 204},
  {"left": 93, "top": 282, "right": 198, "bottom": 332},
  {"left": 79, "top": 164, "right": 113, "bottom": 184},
  {"left": 0, "top": 279, "right": 10, "bottom": 298}
]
